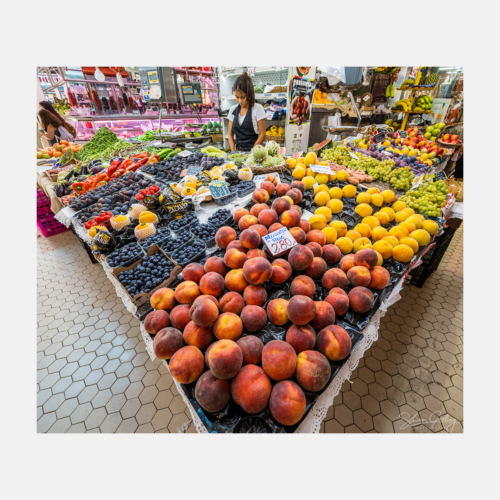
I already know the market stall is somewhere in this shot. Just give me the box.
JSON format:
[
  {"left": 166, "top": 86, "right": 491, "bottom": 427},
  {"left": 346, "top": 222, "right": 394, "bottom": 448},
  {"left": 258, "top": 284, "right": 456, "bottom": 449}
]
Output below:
[{"left": 35, "top": 121, "right": 462, "bottom": 432}]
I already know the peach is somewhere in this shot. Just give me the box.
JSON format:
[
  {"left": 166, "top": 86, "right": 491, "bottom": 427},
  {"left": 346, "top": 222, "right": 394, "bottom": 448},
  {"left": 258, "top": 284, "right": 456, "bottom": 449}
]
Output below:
[
  {"left": 266, "top": 298, "right": 289, "bottom": 326},
  {"left": 195, "top": 371, "right": 231, "bottom": 413},
  {"left": 354, "top": 248, "right": 379, "bottom": 269},
  {"left": 286, "top": 324, "right": 316, "bottom": 354},
  {"left": 306, "top": 242, "right": 323, "bottom": 257},
  {"left": 289, "top": 226, "right": 307, "bottom": 245},
  {"left": 240, "top": 305, "right": 268, "bottom": 332},
  {"left": 199, "top": 272, "right": 225, "bottom": 297},
  {"left": 369, "top": 267, "right": 391, "bottom": 290},
  {"left": 215, "top": 226, "right": 237, "bottom": 249},
  {"left": 170, "top": 345, "right": 205, "bottom": 384},
  {"left": 325, "top": 288, "right": 349, "bottom": 316},
  {"left": 339, "top": 254, "right": 356, "bottom": 273},
  {"left": 347, "top": 266, "right": 372, "bottom": 287},
  {"left": 182, "top": 263, "right": 205, "bottom": 284},
  {"left": 304, "top": 257, "right": 327, "bottom": 280},
  {"left": 236, "top": 336, "right": 264, "bottom": 366},
  {"left": 188, "top": 296, "right": 219, "bottom": 327},
  {"left": 262, "top": 340, "right": 297, "bottom": 381},
  {"left": 250, "top": 224, "right": 268, "bottom": 239},
  {"left": 288, "top": 245, "right": 314, "bottom": 271},
  {"left": 272, "top": 197, "right": 291, "bottom": 216},
  {"left": 174, "top": 281, "right": 201, "bottom": 304},
  {"left": 204, "top": 256, "right": 229, "bottom": 277},
  {"left": 169, "top": 304, "right": 191, "bottom": 330},
  {"left": 240, "top": 229, "right": 261, "bottom": 250},
  {"left": 258, "top": 209, "right": 278, "bottom": 228},
  {"left": 250, "top": 203, "right": 269, "bottom": 218},
  {"left": 150, "top": 287, "right": 176, "bottom": 312},
  {"left": 291, "top": 180, "right": 306, "bottom": 193},
  {"left": 243, "top": 285, "right": 267, "bottom": 306},
  {"left": 306, "top": 230, "right": 326, "bottom": 246},
  {"left": 269, "top": 381, "right": 306, "bottom": 426},
  {"left": 233, "top": 208, "right": 250, "bottom": 223},
  {"left": 243, "top": 257, "right": 273, "bottom": 285},
  {"left": 280, "top": 209, "right": 301, "bottom": 228},
  {"left": 213, "top": 312, "right": 243, "bottom": 341},
  {"left": 183, "top": 320, "right": 215, "bottom": 349},
  {"left": 227, "top": 240, "right": 247, "bottom": 253},
  {"left": 287, "top": 295, "right": 316, "bottom": 325},
  {"left": 194, "top": 294, "right": 219, "bottom": 309},
  {"left": 224, "top": 247, "right": 248, "bottom": 269},
  {"left": 225, "top": 269, "right": 250, "bottom": 293},
  {"left": 334, "top": 237, "right": 354, "bottom": 254},
  {"left": 153, "top": 327, "right": 183, "bottom": 360},
  {"left": 276, "top": 183, "right": 291, "bottom": 197},
  {"left": 270, "top": 259, "right": 293, "bottom": 284},
  {"left": 265, "top": 174, "right": 279, "bottom": 186},
  {"left": 322, "top": 268, "right": 348, "bottom": 291},
  {"left": 317, "top": 325, "right": 352, "bottom": 361},
  {"left": 208, "top": 339, "right": 243, "bottom": 380},
  {"left": 348, "top": 287, "right": 374, "bottom": 313},
  {"left": 299, "top": 219, "right": 311, "bottom": 234},
  {"left": 286, "top": 188, "right": 303, "bottom": 204},
  {"left": 290, "top": 275, "right": 316, "bottom": 298},
  {"left": 260, "top": 180, "right": 276, "bottom": 195},
  {"left": 291, "top": 206, "right": 302, "bottom": 218},
  {"left": 219, "top": 292, "right": 245, "bottom": 315},
  {"left": 238, "top": 214, "right": 259, "bottom": 231},
  {"left": 353, "top": 237, "right": 373, "bottom": 253},
  {"left": 310, "top": 301, "right": 336, "bottom": 330},
  {"left": 144, "top": 310, "right": 170, "bottom": 335},
  {"left": 231, "top": 365, "right": 272, "bottom": 414},
  {"left": 295, "top": 351, "right": 331, "bottom": 392},
  {"left": 252, "top": 189, "right": 270, "bottom": 204},
  {"left": 322, "top": 244, "right": 341, "bottom": 264},
  {"left": 268, "top": 222, "right": 285, "bottom": 233},
  {"left": 247, "top": 248, "right": 267, "bottom": 260}
]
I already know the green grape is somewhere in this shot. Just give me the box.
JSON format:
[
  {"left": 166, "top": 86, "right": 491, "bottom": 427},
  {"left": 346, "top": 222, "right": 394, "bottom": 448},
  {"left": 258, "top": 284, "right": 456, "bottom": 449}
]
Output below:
[{"left": 399, "top": 179, "right": 450, "bottom": 215}]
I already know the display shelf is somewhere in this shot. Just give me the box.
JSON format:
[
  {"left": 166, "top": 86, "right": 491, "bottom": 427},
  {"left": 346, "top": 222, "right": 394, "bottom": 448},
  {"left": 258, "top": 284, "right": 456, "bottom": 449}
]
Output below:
[
  {"left": 174, "top": 68, "right": 213, "bottom": 76},
  {"left": 68, "top": 113, "right": 219, "bottom": 122},
  {"left": 220, "top": 67, "right": 288, "bottom": 76},
  {"left": 397, "top": 83, "right": 437, "bottom": 91},
  {"left": 223, "top": 92, "right": 287, "bottom": 101}
]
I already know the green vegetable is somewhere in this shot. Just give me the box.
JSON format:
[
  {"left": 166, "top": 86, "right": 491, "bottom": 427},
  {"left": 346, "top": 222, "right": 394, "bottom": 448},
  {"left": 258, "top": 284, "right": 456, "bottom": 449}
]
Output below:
[{"left": 76, "top": 127, "right": 131, "bottom": 164}]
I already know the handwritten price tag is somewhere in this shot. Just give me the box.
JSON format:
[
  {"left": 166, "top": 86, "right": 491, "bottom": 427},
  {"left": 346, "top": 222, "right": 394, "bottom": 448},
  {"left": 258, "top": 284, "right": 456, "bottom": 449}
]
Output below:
[
  {"left": 349, "top": 151, "right": 359, "bottom": 160},
  {"left": 177, "top": 150, "right": 192, "bottom": 157},
  {"left": 262, "top": 227, "right": 297, "bottom": 256},
  {"left": 398, "top": 130, "right": 408, "bottom": 139},
  {"left": 266, "top": 109, "right": 275, "bottom": 120},
  {"left": 186, "top": 166, "right": 202, "bottom": 176},
  {"left": 311, "top": 165, "right": 333, "bottom": 174},
  {"left": 254, "top": 173, "right": 280, "bottom": 189}
]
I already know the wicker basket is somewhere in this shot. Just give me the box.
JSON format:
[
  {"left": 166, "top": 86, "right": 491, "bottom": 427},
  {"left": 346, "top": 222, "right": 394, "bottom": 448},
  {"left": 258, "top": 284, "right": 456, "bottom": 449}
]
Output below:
[
  {"left": 210, "top": 133, "right": 223, "bottom": 142},
  {"left": 61, "top": 158, "right": 82, "bottom": 170},
  {"left": 436, "top": 123, "right": 463, "bottom": 150},
  {"left": 265, "top": 134, "right": 285, "bottom": 144},
  {"left": 245, "top": 160, "right": 287, "bottom": 175}
]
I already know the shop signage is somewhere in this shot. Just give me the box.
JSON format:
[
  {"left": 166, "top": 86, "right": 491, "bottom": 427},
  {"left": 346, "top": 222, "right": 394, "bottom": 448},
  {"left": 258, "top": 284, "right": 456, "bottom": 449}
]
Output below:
[
  {"left": 373, "top": 132, "right": 386, "bottom": 144},
  {"left": 263, "top": 227, "right": 297, "bottom": 256},
  {"left": 311, "top": 165, "right": 333, "bottom": 174},
  {"left": 397, "top": 130, "right": 408, "bottom": 139}
]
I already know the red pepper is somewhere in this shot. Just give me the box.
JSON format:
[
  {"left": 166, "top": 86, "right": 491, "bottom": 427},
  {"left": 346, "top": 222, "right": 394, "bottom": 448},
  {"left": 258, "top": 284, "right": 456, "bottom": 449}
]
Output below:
[
  {"left": 121, "top": 159, "right": 134, "bottom": 170},
  {"left": 72, "top": 181, "right": 85, "bottom": 192},
  {"left": 130, "top": 152, "right": 148, "bottom": 159},
  {"left": 136, "top": 193, "right": 144, "bottom": 200},
  {"left": 107, "top": 160, "right": 122, "bottom": 177},
  {"left": 126, "top": 157, "right": 149, "bottom": 172}
]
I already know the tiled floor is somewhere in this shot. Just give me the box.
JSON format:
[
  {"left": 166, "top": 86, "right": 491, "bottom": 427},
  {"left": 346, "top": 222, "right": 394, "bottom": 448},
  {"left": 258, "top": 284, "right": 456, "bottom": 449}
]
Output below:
[{"left": 37, "top": 225, "right": 463, "bottom": 433}]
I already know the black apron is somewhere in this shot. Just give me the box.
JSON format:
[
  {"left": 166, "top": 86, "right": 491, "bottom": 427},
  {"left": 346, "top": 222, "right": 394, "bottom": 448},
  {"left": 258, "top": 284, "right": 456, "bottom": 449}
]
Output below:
[{"left": 231, "top": 104, "right": 258, "bottom": 151}]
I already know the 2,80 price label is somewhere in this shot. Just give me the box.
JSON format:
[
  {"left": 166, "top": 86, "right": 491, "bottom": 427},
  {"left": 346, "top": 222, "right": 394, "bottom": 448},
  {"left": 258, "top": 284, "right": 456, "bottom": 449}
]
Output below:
[{"left": 262, "top": 227, "right": 297, "bottom": 256}]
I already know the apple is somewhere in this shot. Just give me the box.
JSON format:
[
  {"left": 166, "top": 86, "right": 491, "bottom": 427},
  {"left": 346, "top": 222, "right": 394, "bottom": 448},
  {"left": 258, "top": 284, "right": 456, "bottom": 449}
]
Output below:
[
  {"left": 436, "top": 148, "right": 444, "bottom": 155},
  {"left": 451, "top": 135, "right": 458, "bottom": 141},
  {"left": 428, "top": 152, "right": 436, "bottom": 159},
  {"left": 443, "top": 134, "right": 451, "bottom": 141},
  {"left": 421, "top": 148, "right": 428, "bottom": 154}
]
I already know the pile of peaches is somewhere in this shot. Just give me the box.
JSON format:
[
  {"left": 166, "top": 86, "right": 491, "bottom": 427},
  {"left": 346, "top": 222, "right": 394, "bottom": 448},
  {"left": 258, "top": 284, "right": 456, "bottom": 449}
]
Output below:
[{"left": 142, "top": 180, "right": 394, "bottom": 428}]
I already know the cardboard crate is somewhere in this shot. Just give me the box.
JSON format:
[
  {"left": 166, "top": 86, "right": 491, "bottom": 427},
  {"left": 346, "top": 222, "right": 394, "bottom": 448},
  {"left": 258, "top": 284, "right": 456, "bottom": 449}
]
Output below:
[{"left": 112, "top": 245, "right": 182, "bottom": 308}]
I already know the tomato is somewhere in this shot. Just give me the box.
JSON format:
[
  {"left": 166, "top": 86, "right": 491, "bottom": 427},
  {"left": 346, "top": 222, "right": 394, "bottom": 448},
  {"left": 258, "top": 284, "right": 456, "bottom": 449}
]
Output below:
[
  {"left": 62, "top": 148, "right": 68, "bottom": 153},
  {"left": 53, "top": 151, "right": 62, "bottom": 157},
  {"left": 60, "top": 140, "right": 69, "bottom": 146}
]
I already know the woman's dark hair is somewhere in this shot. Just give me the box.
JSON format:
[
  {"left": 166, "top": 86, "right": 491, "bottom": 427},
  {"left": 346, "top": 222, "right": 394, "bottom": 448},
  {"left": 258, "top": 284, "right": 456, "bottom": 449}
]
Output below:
[
  {"left": 39, "top": 109, "right": 61, "bottom": 132},
  {"left": 232, "top": 72, "right": 255, "bottom": 108},
  {"left": 39, "top": 100, "right": 65, "bottom": 126}
]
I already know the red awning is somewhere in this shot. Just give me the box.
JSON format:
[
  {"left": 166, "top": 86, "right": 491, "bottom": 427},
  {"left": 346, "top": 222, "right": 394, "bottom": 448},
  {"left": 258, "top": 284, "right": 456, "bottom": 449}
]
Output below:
[{"left": 81, "top": 67, "right": 130, "bottom": 77}]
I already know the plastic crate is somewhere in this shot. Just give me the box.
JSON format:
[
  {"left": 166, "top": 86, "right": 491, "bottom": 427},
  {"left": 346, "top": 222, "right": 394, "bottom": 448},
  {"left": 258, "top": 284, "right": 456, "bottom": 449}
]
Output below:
[{"left": 37, "top": 212, "right": 70, "bottom": 238}]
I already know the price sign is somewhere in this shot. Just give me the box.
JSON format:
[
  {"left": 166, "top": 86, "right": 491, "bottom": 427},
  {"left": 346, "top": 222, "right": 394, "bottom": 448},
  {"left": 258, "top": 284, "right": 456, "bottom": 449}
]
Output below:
[
  {"left": 373, "top": 132, "right": 386, "bottom": 144},
  {"left": 363, "top": 95, "right": 370, "bottom": 102},
  {"left": 349, "top": 151, "right": 359, "bottom": 160},
  {"left": 397, "top": 130, "right": 408, "bottom": 139},
  {"left": 266, "top": 109, "right": 275, "bottom": 120},
  {"left": 177, "top": 150, "right": 192, "bottom": 157},
  {"left": 262, "top": 227, "right": 297, "bottom": 256},
  {"left": 186, "top": 166, "right": 202, "bottom": 176},
  {"left": 247, "top": 67, "right": 255, "bottom": 77},
  {"left": 208, "top": 181, "right": 230, "bottom": 199},
  {"left": 311, "top": 165, "right": 333, "bottom": 174}
]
